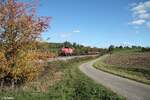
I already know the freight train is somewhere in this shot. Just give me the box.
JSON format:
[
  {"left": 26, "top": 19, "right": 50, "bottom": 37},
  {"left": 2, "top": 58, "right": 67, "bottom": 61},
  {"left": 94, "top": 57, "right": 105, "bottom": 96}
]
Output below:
[{"left": 60, "top": 47, "right": 100, "bottom": 56}]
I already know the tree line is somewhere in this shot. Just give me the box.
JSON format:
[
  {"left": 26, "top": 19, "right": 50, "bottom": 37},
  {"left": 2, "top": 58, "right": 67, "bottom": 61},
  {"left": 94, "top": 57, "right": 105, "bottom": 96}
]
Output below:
[
  {"left": 108, "top": 45, "right": 150, "bottom": 53},
  {"left": 37, "top": 41, "right": 101, "bottom": 56}
]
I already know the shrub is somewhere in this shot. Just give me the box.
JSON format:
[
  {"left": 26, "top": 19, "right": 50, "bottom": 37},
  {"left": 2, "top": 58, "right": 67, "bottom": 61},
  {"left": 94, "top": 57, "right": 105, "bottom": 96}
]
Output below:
[
  {"left": 0, "top": 0, "right": 50, "bottom": 86},
  {"left": 141, "top": 47, "right": 150, "bottom": 52}
]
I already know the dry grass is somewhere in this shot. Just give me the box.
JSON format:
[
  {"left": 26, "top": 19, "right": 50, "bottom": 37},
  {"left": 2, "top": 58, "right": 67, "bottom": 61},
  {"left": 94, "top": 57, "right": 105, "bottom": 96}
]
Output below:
[
  {"left": 21, "top": 61, "right": 64, "bottom": 93},
  {"left": 22, "top": 71, "right": 63, "bottom": 93}
]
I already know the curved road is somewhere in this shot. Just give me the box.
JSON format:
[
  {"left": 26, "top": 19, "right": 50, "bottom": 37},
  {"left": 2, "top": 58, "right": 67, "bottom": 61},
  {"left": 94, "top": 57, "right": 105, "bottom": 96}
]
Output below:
[{"left": 79, "top": 58, "right": 150, "bottom": 100}]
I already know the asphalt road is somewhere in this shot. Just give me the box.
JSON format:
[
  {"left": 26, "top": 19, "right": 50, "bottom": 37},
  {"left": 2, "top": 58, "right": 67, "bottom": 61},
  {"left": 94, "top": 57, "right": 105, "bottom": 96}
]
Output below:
[{"left": 79, "top": 58, "right": 150, "bottom": 100}]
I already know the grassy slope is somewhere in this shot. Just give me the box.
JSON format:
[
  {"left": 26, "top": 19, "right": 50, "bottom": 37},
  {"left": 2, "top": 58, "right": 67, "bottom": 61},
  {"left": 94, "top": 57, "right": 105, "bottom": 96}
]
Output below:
[
  {"left": 0, "top": 57, "right": 125, "bottom": 100},
  {"left": 93, "top": 51, "right": 150, "bottom": 85}
]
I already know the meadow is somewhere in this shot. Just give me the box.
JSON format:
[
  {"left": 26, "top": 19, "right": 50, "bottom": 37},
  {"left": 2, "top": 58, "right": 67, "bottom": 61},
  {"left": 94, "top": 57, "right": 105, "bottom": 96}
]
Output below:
[{"left": 0, "top": 56, "right": 125, "bottom": 100}]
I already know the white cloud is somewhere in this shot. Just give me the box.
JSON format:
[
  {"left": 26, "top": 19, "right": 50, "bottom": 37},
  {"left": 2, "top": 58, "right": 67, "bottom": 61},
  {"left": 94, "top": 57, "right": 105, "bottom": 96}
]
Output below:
[
  {"left": 139, "top": 13, "right": 150, "bottom": 19},
  {"left": 73, "top": 30, "right": 80, "bottom": 33},
  {"left": 130, "top": 0, "right": 150, "bottom": 28},
  {"left": 60, "top": 33, "right": 72, "bottom": 38},
  {"left": 131, "top": 19, "right": 145, "bottom": 25},
  {"left": 135, "top": 9, "right": 147, "bottom": 14},
  {"left": 58, "top": 29, "right": 80, "bottom": 38},
  {"left": 132, "top": 1, "right": 150, "bottom": 13}
]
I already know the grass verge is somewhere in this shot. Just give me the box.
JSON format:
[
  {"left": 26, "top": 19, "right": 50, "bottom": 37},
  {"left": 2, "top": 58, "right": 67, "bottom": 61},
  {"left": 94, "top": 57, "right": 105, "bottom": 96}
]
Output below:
[
  {"left": 0, "top": 56, "right": 125, "bottom": 100},
  {"left": 93, "top": 55, "right": 150, "bottom": 85}
]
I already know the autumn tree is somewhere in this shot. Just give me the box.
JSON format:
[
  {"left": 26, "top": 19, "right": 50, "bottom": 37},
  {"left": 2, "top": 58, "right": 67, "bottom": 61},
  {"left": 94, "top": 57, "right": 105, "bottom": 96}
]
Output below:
[{"left": 0, "top": 0, "right": 50, "bottom": 86}]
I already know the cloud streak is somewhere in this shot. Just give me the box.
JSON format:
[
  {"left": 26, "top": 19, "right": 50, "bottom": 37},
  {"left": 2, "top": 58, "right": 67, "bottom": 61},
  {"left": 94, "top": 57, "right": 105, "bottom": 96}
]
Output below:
[
  {"left": 131, "top": 19, "right": 145, "bottom": 25},
  {"left": 130, "top": 0, "right": 150, "bottom": 28},
  {"left": 60, "top": 33, "right": 72, "bottom": 38},
  {"left": 58, "top": 30, "right": 80, "bottom": 38},
  {"left": 73, "top": 30, "right": 80, "bottom": 33}
]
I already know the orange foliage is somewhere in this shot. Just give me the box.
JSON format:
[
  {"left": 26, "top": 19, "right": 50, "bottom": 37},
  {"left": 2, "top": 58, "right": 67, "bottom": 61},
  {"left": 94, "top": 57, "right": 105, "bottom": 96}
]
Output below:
[{"left": 0, "top": 0, "right": 50, "bottom": 85}]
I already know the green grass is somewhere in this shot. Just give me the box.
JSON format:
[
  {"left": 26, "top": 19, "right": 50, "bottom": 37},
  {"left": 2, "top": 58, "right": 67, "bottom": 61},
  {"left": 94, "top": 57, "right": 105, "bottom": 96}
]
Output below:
[
  {"left": 112, "top": 48, "right": 141, "bottom": 54},
  {"left": 93, "top": 55, "right": 150, "bottom": 85},
  {"left": 0, "top": 56, "right": 125, "bottom": 100}
]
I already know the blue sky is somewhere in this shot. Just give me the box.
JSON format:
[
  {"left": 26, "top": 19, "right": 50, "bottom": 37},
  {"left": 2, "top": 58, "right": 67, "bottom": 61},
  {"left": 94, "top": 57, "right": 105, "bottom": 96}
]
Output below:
[{"left": 35, "top": 0, "right": 150, "bottom": 48}]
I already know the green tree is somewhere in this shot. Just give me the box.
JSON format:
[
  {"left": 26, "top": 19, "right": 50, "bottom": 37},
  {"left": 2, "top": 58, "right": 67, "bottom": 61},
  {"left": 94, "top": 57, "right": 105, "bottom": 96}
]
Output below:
[
  {"left": 108, "top": 45, "right": 114, "bottom": 54},
  {"left": 63, "top": 41, "right": 72, "bottom": 47}
]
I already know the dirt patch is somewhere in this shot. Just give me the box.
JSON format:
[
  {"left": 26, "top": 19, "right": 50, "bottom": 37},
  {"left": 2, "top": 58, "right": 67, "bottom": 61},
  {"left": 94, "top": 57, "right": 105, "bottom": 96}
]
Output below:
[{"left": 104, "top": 52, "right": 150, "bottom": 69}]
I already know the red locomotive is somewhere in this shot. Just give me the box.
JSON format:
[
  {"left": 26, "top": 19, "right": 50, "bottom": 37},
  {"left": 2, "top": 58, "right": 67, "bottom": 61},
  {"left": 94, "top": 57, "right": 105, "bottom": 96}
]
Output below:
[{"left": 60, "top": 47, "right": 74, "bottom": 56}]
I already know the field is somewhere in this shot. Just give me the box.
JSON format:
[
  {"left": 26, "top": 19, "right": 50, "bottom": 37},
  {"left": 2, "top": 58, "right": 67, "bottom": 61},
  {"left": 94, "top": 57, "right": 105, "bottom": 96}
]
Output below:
[
  {"left": 0, "top": 56, "right": 125, "bottom": 100},
  {"left": 94, "top": 51, "right": 150, "bottom": 84},
  {"left": 104, "top": 52, "right": 150, "bottom": 70}
]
